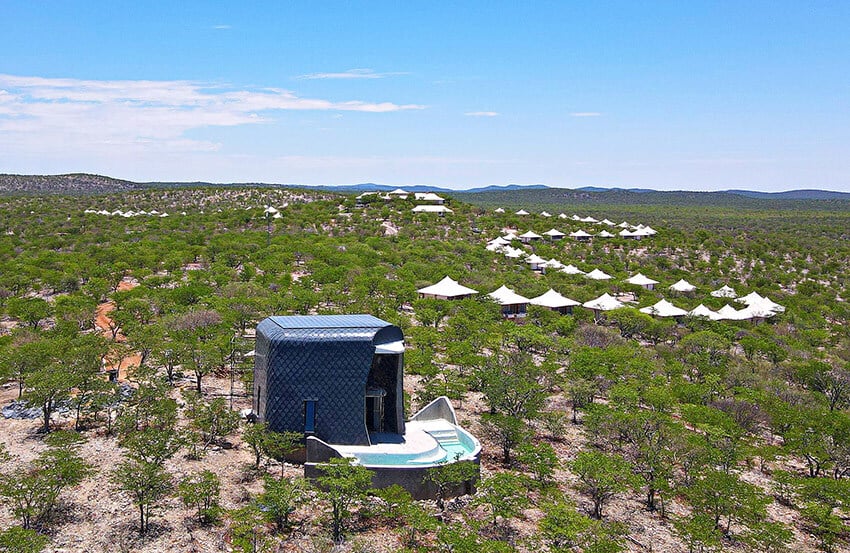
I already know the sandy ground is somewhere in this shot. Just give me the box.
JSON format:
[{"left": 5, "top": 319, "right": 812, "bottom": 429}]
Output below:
[{"left": 94, "top": 279, "right": 142, "bottom": 380}]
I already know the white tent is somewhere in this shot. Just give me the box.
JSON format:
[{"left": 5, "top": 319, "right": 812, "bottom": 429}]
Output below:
[
  {"left": 488, "top": 286, "right": 531, "bottom": 317},
  {"left": 571, "top": 214, "right": 582, "bottom": 221},
  {"left": 689, "top": 304, "right": 722, "bottom": 320},
  {"left": 543, "top": 258, "right": 565, "bottom": 270},
  {"left": 617, "top": 221, "right": 630, "bottom": 228},
  {"left": 597, "top": 230, "right": 615, "bottom": 238},
  {"left": 530, "top": 289, "right": 581, "bottom": 313},
  {"left": 558, "top": 213, "right": 569, "bottom": 219},
  {"left": 619, "top": 228, "right": 639, "bottom": 239},
  {"left": 412, "top": 205, "right": 452, "bottom": 214},
  {"left": 264, "top": 206, "right": 279, "bottom": 214},
  {"left": 543, "top": 228, "right": 566, "bottom": 239},
  {"left": 643, "top": 226, "right": 658, "bottom": 235},
  {"left": 582, "top": 293, "right": 625, "bottom": 312},
  {"left": 519, "top": 230, "right": 543, "bottom": 242},
  {"left": 711, "top": 285, "right": 737, "bottom": 298},
  {"left": 580, "top": 216, "right": 599, "bottom": 223},
  {"left": 488, "top": 237, "right": 510, "bottom": 247},
  {"left": 414, "top": 192, "right": 445, "bottom": 203},
  {"left": 748, "top": 296, "right": 786, "bottom": 314},
  {"left": 504, "top": 247, "right": 525, "bottom": 258},
  {"left": 736, "top": 292, "right": 765, "bottom": 305},
  {"left": 640, "top": 299, "right": 688, "bottom": 318},
  {"left": 716, "top": 304, "right": 748, "bottom": 320},
  {"left": 515, "top": 209, "right": 530, "bottom": 215},
  {"left": 600, "top": 219, "right": 616, "bottom": 226},
  {"left": 560, "top": 264, "right": 586, "bottom": 275},
  {"left": 670, "top": 279, "right": 697, "bottom": 293},
  {"left": 502, "top": 232, "right": 518, "bottom": 241},
  {"left": 494, "top": 207, "right": 505, "bottom": 213},
  {"left": 540, "top": 211, "right": 552, "bottom": 217},
  {"left": 418, "top": 276, "right": 479, "bottom": 300},
  {"left": 738, "top": 303, "right": 778, "bottom": 321},
  {"left": 586, "top": 268, "right": 613, "bottom": 280},
  {"left": 525, "top": 254, "right": 547, "bottom": 271},
  {"left": 486, "top": 242, "right": 506, "bottom": 252},
  {"left": 625, "top": 273, "right": 659, "bottom": 289},
  {"left": 389, "top": 188, "right": 410, "bottom": 196},
  {"left": 569, "top": 229, "right": 593, "bottom": 240}
]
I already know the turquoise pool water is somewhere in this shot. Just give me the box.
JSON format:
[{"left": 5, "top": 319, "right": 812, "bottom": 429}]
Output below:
[{"left": 352, "top": 427, "right": 480, "bottom": 467}]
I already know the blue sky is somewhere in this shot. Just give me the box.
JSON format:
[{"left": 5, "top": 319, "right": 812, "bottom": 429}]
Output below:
[{"left": 1, "top": 2, "right": 849, "bottom": 191}]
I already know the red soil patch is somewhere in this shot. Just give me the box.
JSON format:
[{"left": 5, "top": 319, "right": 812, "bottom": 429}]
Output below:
[{"left": 95, "top": 279, "right": 141, "bottom": 380}]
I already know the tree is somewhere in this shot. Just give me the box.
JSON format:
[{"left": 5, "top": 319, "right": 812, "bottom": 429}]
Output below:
[
  {"left": 0, "top": 526, "right": 49, "bottom": 553},
  {"left": 0, "top": 432, "right": 92, "bottom": 529},
  {"left": 168, "top": 309, "right": 226, "bottom": 393},
  {"left": 424, "top": 458, "right": 479, "bottom": 514},
  {"left": 6, "top": 297, "right": 51, "bottom": 329},
  {"left": 475, "top": 472, "right": 531, "bottom": 527},
  {"left": 111, "top": 459, "right": 173, "bottom": 534},
  {"left": 22, "top": 338, "right": 71, "bottom": 433},
  {"left": 683, "top": 469, "right": 770, "bottom": 536},
  {"left": 178, "top": 470, "right": 221, "bottom": 525},
  {"left": 516, "top": 442, "right": 559, "bottom": 487},
  {"left": 228, "top": 505, "right": 275, "bottom": 553},
  {"left": 315, "top": 457, "right": 374, "bottom": 543},
  {"left": 183, "top": 392, "right": 241, "bottom": 454},
  {"left": 257, "top": 474, "right": 310, "bottom": 531},
  {"left": 566, "top": 378, "right": 596, "bottom": 424},
  {"left": 241, "top": 422, "right": 303, "bottom": 469},
  {"left": 570, "top": 451, "right": 636, "bottom": 519},
  {"left": 540, "top": 494, "right": 626, "bottom": 553},
  {"left": 480, "top": 412, "right": 531, "bottom": 466}
]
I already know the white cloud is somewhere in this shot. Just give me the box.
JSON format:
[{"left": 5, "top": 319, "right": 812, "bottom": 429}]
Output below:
[
  {"left": 465, "top": 111, "right": 499, "bottom": 117},
  {"left": 212, "top": 24, "right": 231, "bottom": 30},
  {"left": 296, "top": 68, "right": 407, "bottom": 80},
  {"left": 0, "top": 74, "right": 424, "bottom": 156},
  {"left": 570, "top": 112, "right": 602, "bottom": 117}
]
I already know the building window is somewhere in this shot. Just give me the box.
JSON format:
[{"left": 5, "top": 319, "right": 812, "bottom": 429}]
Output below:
[{"left": 304, "top": 400, "right": 317, "bottom": 434}]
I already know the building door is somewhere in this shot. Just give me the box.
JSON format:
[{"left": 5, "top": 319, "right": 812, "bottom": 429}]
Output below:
[{"left": 365, "top": 393, "right": 384, "bottom": 432}]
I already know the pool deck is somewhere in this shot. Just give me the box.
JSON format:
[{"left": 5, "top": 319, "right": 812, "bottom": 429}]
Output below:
[{"left": 331, "top": 420, "right": 458, "bottom": 461}]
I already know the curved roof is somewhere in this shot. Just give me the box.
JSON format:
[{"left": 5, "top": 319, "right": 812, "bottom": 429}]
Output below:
[
  {"left": 417, "top": 276, "right": 479, "bottom": 298},
  {"left": 488, "top": 285, "right": 530, "bottom": 305},
  {"left": 569, "top": 229, "right": 593, "bottom": 238},
  {"left": 543, "top": 228, "right": 565, "bottom": 237},
  {"left": 530, "top": 289, "right": 580, "bottom": 308},
  {"left": 515, "top": 209, "right": 529, "bottom": 215},
  {"left": 519, "top": 230, "right": 543, "bottom": 239}
]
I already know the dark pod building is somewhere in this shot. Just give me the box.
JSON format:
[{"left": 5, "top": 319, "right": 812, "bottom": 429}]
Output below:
[{"left": 252, "top": 314, "right": 480, "bottom": 499}]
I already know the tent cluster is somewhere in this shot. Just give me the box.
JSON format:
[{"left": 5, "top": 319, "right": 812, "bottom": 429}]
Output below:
[
  {"left": 494, "top": 213, "right": 658, "bottom": 240},
  {"left": 84, "top": 208, "right": 170, "bottom": 218},
  {"left": 355, "top": 188, "right": 453, "bottom": 214},
  {"left": 418, "top": 276, "right": 580, "bottom": 317},
  {"left": 417, "top": 276, "right": 786, "bottom": 323}
]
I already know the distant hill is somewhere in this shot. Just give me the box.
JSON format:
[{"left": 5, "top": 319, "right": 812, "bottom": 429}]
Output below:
[
  {"left": 463, "top": 187, "right": 850, "bottom": 211},
  {"left": 725, "top": 189, "right": 850, "bottom": 200},
  {"left": 0, "top": 173, "right": 140, "bottom": 195},
  {"left": 1, "top": 174, "right": 847, "bottom": 205}
]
